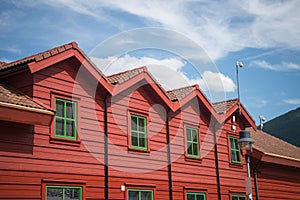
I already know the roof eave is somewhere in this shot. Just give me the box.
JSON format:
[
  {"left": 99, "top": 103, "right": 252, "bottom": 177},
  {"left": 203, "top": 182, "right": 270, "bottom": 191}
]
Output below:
[{"left": 0, "top": 103, "right": 54, "bottom": 126}]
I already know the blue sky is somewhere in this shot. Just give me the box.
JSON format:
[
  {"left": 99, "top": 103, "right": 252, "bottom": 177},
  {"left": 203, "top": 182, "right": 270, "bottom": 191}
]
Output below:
[{"left": 1, "top": 0, "right": 300, "bottom": 124}]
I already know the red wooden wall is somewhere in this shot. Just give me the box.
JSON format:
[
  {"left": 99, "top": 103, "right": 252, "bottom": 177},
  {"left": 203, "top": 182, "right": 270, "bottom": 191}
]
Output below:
[{"left": 0, "top": 51, "right": 299, "bottom": 200}]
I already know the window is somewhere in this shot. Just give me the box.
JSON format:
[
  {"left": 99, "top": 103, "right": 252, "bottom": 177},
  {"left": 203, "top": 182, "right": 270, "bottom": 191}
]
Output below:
[
  {"left": 46, "top": 186, "right": 82, "bottom": 200},
  {"left": 232, "top": 195, "right": 246, "bottom": 200},
  {"left": 128, "top": 189, "right": 153, "bottom": 200},
  {"left": 186, "top": 127, "right": 200, "bottom": 158},
  {"left": 186, "top": 192, "right": 206, "bottom": 200},
  {"left": 229, "top": 136, "right": 241, "bottom": 164},
  {"left": 54, "top": 98, "right": 77, "bottom": 140},
  {"left": 130, "top": 114, "right": 147, "bottom": 150}
]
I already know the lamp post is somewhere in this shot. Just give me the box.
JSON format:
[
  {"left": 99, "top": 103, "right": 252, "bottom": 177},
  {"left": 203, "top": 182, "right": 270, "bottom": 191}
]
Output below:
[
  {"left": 236, "top": 61, "right": 243, "bottom": 115},
  {"left": 238, "top": 130, "right": 254, "bottom": 200}
]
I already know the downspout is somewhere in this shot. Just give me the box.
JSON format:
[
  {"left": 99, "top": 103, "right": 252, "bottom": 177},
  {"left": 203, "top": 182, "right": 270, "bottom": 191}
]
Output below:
[
  {"left": 166, "top": 109, "right": 173, "bottom": 200},
  {"left": 213, "top": 122, "right": 221, "bottom": 200},
  {"left": 253, "top": 160, "right": 261, "bottom": 200},
  {"left": 104, "top": 94, "right": 109, "bottom": 200}
]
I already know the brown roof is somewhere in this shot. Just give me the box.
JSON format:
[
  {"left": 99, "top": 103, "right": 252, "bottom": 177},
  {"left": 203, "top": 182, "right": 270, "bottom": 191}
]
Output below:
[
  {"left": 0, "top": 42, "right": 75, "bottom": 71},
  {"left": 166, "top": 85, "right": 197, "bottom": 101},
  {"left": 107, "top": 66, "right": 146, "bottom": 84},
  {"left": 0, "top": 83, "right": 52, "bottom": 112},
  {"left": 0, "top": 42, "right": 109, "bottom": 83},
  {"left": 248, "top": 128, "right": 300, "bottom": 161},
  {"left": 212, "top": 98, "right": 238, "bottom": 114}
]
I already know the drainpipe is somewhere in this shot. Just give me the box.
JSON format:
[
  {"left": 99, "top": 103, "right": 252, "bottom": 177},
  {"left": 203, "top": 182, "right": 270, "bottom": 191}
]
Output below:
[
  {"left": 253, "top": 160, "right": 261, "bottom": 200},
  {"left": 213, "top": 122, "right": 221, "bottom": 200},
  {"left": 104, "top": 94, "right": 109, "bottom": 200},
  {"left": 166, "top": 109, "right": 173, "bottom": 200}
]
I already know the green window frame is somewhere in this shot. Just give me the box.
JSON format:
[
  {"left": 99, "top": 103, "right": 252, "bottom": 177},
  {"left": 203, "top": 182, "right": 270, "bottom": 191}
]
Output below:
[
  {"left": 229, "top": 136, "right": 242, "bottom": 164},
  {"left": 130, "top": 114, "right": 147, "bottom": 150},
  {"left": 232, "top": 194, "right": 246, "bottom": 200},
  {"left": 186, "top": 127, "right": 200, "bottom": 158},
  {"left": 128, "top": 189, "right": 153, "bottom": 200},
  {"left": 54, "top": 98, "right": 77, "bottom": 140},
  {"left": 46, "top": 185, "right": 82, "bottom": 200},
  {"left": 186, "top": 192, "right": 206, "bottom": 200}
]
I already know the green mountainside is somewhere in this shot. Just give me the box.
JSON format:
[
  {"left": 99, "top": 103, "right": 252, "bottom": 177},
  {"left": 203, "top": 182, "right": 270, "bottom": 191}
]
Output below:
[{"left": 261, "top": 107, "right": 300, "bottom": 147}]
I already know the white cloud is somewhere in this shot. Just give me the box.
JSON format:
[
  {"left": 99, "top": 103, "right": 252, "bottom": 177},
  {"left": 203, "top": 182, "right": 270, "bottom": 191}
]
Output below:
[
  {"left": 91, "top": 55, "right": 236, "bottom": 93},
  {"left": 283, "top": 99, "right": 300, "bottom": 105},
  {"left": 198, "top": 71, "right": 236, "bottom": 93},
  {"left": 250, "top": 60, "right": 300, "bottom": 71},
  {"left": 34, "top": 0, "right": 300, "bottom": 60}
]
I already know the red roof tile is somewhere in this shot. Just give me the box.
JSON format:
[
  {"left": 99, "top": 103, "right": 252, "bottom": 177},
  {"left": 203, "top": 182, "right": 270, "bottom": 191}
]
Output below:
[
  {"left": 248, "top": 128, "right": 300, "bottom": 160},
  {"left": 0, "top": 83, "right": 52, "bottom": 112},
  {"left": 107, "top": 66, "right": 146, "bottom": 84},
  {"left": 0, "top": 42, "right": 109, "bottom": 82},
  {"left": 0, "top": 61, "right": 7, "bottom": 66},
  {"left": 166, "top": 85, "right": 197, "bottom": 101},
  {"left": 212, "top": 99, "right": 238, "bottom": 114},
  {"left": 0, "top": 42, "right": 77, "bottom": 71}
]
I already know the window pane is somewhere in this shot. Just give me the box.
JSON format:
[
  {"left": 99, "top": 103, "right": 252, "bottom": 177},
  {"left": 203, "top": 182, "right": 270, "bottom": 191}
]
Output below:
[
  {"left": 193, "top": 143, "right": 199, "bottom": 156},
  {"left": 128, "top": 191, "right": 139, "bottom": 200},
  {"left": 131, "top": 116, "right": 137, "bottom": 131},
  {"left": 192, "top": 131, "right": 198, "bottom": 142},
  {"left": 64, "top": 188, "right": 80, "bottom": 200},
  {"left": 138, "top": 117, "right": 145, "bottom": 132},
  {"left": 139, "top": 133, "right": 146, "bottom": 148},
  {"left": 131, "top": 132, "right": 138, "bottom": 146},
  {"left": 232, "top": 196, "right": 238, "bottom": 200},
  {"left": 187, "top": 194, "right": 194, "bottom": 200},
  {"left": 66, "top": 120, "right": 75, "bottom": 137},
  {"left": 47, "top": 188, "right": 63, "bottom": 200},
  {"left": 66, "top": 102, "right": 75, "bottom": 119},
  {"left": 187, "top": 143, "right": 193, "bottom": 155},
  {"left": 235, "top": 151, "right": 241, "bottom": 162},
  {"left": 186, "top": 128, "right": 191, "bottom": 135},
  {"left": 230, "top": 138, "right": 234, "bottom": 149},
  {"left": 141, "top": 191, "right": 153, "bottom": 200},
  {"left": 56, "top": 100, "right": 64, "bottom": 117},
  {"left": 55, "top": 119, "right": 64, "bottom": 136},
  {"left": 234, "top": 139, "right": 239, "bottom": 150},
  {"left": 196, "top": 194, "right": 205, "bottom": 200},
  {"left": 231, "top": 151, "right": 237, "bottom": 162},
  {"left": 187, "top": 131, "right": 191, "bottom": 141}
]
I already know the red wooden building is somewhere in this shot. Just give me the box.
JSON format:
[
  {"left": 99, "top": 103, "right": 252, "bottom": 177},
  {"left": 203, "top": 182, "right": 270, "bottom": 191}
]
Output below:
[{"left": 0, "top": 42, "right": 299, "bottom": 200}]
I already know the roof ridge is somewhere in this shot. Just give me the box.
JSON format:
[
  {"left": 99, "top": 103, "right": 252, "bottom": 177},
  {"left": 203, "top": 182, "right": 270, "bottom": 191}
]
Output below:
[
  {"left": 212, "top": 98, "right": 238, "bottom": 105},
  {"left": 0, "top": 42, "right": 77, "bottom": 71},
  {"left": 107, "top": 66, "right": 146, "bottom": 78},
  {"left": 166, "top": 85, "right": 196, "bottom": 93}
]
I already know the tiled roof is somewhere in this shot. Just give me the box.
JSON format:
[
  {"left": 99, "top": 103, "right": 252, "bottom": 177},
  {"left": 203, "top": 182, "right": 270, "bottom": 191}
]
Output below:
[
  {"left": 0, "top": 83, "right": 52, "bottom": 112},
  {"left": 166, "top": 85, "right": 197, "bottom": 101},
  {"left": 0, "top": 42, "right": 76, "bottom": 71},
  {"left": 0, "top": 42, "right": 108, "bottom": 82},
  {"left": 248, "top": 128, "right": 300, "bottom": 160},
  {"left": 0, "top": 61, "right": 7, "bottom": 66},
  {"left": 107, "top": 66, "right": 145, "bottom": 84},
  {"left": 212, "top": 99, "right": 238, "bottom": 114}
]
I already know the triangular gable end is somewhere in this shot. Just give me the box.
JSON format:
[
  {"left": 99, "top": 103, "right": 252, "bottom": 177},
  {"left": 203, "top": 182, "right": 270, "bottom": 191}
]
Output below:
[
  {"left": 221, "top": 100, "right": 256, "bottom": 130},
  {"left": 108, "top": 66, "right": 176, "bottom": 111},
  {"left": 24, "top": 42, "right": 113, "bottom": 94},
  {"left": 170, "top": 85, "right": 220, "bottom": 124}
]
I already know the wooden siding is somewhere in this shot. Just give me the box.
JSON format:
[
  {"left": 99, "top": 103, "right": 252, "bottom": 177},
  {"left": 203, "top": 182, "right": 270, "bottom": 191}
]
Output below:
[
  {"left": 0, "top": 53, "right": 299, "bottom": 200},
  {"left": 0, "top": 58, "right": 107, "bottom": 200},
  {"left": 253, "top": 162, "right": 300, "bottom": 200}
]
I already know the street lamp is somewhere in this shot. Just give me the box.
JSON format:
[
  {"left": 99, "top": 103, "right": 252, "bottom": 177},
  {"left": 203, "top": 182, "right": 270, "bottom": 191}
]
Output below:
[
  {"left": 236, "top": 61, "right": 244, "bottom": 115},
  {"left": 238, "top": 130, "right": 254, "bottom": 200}
]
